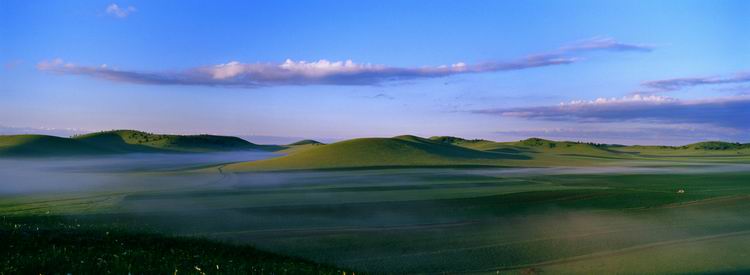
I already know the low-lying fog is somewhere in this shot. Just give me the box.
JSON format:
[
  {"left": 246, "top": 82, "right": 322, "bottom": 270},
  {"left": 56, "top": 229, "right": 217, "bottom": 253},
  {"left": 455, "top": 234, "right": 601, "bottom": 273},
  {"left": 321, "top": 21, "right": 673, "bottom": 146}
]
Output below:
[
  {"left": 4, "top": 153, "right": 750, "bottom": 272},
  {"left": 0, "top": 151, "right": 277, "bottom": 194},
  {"left": 1, "top": 151, "right": 749, "bottom": 195}
]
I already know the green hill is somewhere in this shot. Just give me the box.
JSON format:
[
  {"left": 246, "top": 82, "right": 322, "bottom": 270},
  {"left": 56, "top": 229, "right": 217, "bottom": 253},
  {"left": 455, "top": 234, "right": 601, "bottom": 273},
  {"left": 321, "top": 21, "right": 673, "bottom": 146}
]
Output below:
[
  {"left": 225, "top": 135, "right": 527, "bottom": 171},
  {"left": 4, "top": 130, "right": 748, "bottom": 162},
  {"left": 0, "top": 130, "right": 280, "bottom": 157},
  {"left": 430, "top": 137, "right": 623, "bottom": 157},
  {"left": 288, "top": 139, "right": 324, "bottom": 146},
  {"left": 682, "top": 141, "right": 750, "bottom": 150},
  {"left": 74, "top": 130, "right": 269, "bottom": 153},
  {"left": 0, "top": 135, "right": 111, "bottom": 157},
  {"left": 226, "top": 136, "right": 749, "bottom": 171}
]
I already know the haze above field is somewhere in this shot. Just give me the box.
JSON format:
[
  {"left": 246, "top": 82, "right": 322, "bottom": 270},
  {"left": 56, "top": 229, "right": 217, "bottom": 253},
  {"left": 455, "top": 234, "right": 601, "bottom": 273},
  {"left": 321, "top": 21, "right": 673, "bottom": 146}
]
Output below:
[
  {"left": 3, "top": 148, "right": 750, "bottom": 273},
  {"left": 2, "top": 1, "right": 749, "bottom": 145},
  {"left": 4, "top": 2, "right": 750, "bottom": 273},
  {"left": 3, "top": 130, "right": 749, "bottom": 173}
]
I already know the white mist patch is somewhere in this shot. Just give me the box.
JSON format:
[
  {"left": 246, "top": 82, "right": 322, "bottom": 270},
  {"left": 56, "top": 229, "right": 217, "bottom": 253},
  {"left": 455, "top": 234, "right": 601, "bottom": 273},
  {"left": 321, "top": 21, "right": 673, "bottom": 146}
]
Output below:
[{"left": 0, "top": 151, "right": 277, "bottom": 194}]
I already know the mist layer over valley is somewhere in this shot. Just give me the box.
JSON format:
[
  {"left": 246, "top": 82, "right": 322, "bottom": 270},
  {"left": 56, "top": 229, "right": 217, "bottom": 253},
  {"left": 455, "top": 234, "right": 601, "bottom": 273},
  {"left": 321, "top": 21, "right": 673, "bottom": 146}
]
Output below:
[{"left": 3, "top": 150, "right": 750, "bottom": 273}]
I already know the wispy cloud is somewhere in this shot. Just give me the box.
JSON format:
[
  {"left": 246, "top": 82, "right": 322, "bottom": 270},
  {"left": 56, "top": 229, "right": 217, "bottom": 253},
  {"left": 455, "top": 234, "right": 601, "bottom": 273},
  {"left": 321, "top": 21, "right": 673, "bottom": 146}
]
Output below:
[
  {"left": 105, "top": 3, "right": 136, "bottom": 18},
  {"left": 372, "top": 93, "right": 395, "bottom": 100},
  {"left": 641, "top": 71, "right": 750, "bottom": 92},
  {"left": 37, "top": 37, "right": 651, "bottom": 88},
  {"left": 473, "top": 95, "right": 750, "bottom": 130},
  {"left": 559, "top": 37, "right": 654, "bottom": 53}
]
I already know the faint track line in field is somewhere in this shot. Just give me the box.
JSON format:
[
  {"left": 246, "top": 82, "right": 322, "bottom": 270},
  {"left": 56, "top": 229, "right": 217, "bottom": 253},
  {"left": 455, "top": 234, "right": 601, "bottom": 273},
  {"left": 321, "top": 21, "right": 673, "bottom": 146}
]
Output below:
[
  {"left": 0, "top": 193, "right": 125, "bottom": 208},
  {"left": 186, "top": 220, "right": 481, "bottom": 237},
  {"left": 0, "top": 194, "right": 121, "bottom": 214},
  {"left": 463, "top": 229, "right": 750, "bottom": 274},
  {"left": 335, "top": 215, "right": 750, "bottom": 265}
]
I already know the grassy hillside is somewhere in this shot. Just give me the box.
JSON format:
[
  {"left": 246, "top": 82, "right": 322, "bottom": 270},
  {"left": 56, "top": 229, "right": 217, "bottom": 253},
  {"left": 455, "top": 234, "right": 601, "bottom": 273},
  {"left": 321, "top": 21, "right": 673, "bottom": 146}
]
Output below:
[
  {"left": 682, "top": 141, "right": 750, "bottom": 150},
  {"left": 225, "top": 135, "right": 527, "bottom": 171},
  {"left": 0, "top": 130, "right": 282, "bottom": 157},
  {"left": 288, "top": 139, "right": 324, "bottom": 146},
  {"left": 610, "top": 141, "right": 750, "bottom": 157},
  {"left": 226, "top": 136, "right": 750, "bottom": 171},
  {"left": 0, "top": 135, "right": 111, "bottom": 156},
  {"left": 74, "top": 130, "right": 271, "bottom": 153},
  {"left": 4, "top": 131, "right": 748, "bottom": 162}
]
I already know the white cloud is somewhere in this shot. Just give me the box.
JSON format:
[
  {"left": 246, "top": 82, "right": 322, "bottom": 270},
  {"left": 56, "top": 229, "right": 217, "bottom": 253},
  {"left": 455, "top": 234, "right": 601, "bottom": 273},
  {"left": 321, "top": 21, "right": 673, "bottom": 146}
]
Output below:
[
  {"left": 473, "top": 95, "right": 750, "bottom": 131},
  {"left": 105, "top": 4, "right": 136, "bottom": 18},
  {"left": 560, "top": 94, "right": 676, "bottom": 106},
  {"left": 36, "top": 38, "right": 652, "bottom": 88}
]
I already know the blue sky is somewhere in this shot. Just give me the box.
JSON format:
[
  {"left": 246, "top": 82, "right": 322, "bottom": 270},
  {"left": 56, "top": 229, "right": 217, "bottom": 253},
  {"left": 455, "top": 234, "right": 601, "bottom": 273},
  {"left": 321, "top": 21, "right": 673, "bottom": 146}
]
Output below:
[{"left": 1, "top": 0, "right": 748, "bottom": 145}]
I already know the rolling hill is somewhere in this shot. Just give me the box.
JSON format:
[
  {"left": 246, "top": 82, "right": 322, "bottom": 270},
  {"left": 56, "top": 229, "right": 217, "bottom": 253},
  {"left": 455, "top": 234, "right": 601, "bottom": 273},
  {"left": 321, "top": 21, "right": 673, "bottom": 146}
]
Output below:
[
  {"left": 73, "top": 130, "right": 274, "bottom": 153},
  {"left": 4, "top": 130, "right": 749, "bottom": 163},
  {"left": 224, "top": 135, "right": 528, "bottom": 171},
  {"left": 288, "top": 139, "right": 324, "bottom": 146},
  {"left": 225, "top": 135, "right": 750, "bottom": 171},
  {"left": 682, "top": 141, "right": 750, "bottom": 150},
  {"left": 0, "top": 130, "right": 279, "bottom": 157}
]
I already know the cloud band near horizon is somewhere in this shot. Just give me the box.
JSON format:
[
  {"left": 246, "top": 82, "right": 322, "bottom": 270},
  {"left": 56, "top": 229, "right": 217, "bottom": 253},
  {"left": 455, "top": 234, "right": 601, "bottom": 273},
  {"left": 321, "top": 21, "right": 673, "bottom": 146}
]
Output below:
[
  {"left": 473, "top": 95, "right": 750, "bottom": 130},
  {"left": 641, "top": 72, "right": 750, "bottom": 92},
  {"left": 36, "top": 37, "right": 652, "bottom": 88}
]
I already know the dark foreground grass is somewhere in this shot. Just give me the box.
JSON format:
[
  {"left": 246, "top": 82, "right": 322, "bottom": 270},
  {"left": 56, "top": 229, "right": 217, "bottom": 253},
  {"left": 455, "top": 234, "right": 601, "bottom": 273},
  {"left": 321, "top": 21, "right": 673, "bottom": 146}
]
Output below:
[{"left": 0, "top": 216, "right": 348, "bottom": 275}]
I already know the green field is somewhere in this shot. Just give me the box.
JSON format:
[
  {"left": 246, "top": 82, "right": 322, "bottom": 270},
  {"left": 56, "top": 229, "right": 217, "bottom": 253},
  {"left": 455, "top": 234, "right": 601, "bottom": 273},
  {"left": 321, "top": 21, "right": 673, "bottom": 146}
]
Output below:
[{"left": 2, "top": 133, "right": 750, "bottom": 273}]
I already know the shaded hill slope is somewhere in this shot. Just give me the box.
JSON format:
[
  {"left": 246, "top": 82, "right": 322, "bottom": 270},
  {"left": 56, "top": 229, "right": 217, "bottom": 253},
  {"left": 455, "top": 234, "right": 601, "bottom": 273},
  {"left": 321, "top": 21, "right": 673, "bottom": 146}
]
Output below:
[
  {"left": 0, "top": 130, "right": 282, "bottom": 157},
  {"left": 74, "top": 130, "right": 274, "bottom": 153},
  {"left": 0, "top": 135, "right": 111, "bottom": 157},
  {"left": 682, "top": 141, "right": 750, "bottom": 150},
  {"left": 431, "top": 137, "right": 625, "bottom": 156},
  {"left": 288, "top": 139, "right": 324, "bottom": 146}
]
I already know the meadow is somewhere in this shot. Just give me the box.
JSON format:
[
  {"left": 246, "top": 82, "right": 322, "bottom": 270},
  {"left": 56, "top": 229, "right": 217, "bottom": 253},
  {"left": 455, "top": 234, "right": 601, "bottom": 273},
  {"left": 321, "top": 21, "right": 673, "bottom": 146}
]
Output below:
[
  {"left": 3, "top": 155, "right": 750, "bottom": 273},
  {"left": 3, "top": 132, "right": 750, "bottom": 273}
]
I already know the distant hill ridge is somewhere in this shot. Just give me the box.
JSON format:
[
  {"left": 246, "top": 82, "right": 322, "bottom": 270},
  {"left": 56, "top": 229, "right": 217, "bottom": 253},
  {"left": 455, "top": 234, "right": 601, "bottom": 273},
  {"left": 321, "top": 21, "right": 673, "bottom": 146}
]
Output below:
[
  {"left": 225, "top": 135, "right": 529, "bottom": 171},
  {"left": 0, "top": 130, "right": 276, "bottom": 157},
  {"left": 1, "top": 131, "right": 748, "bottom": 159},
  {"left": 225, "top": 135, "right": 750, "bottom": 171},
  {"left": 287, "top": 139, "right": 324, "bottom": 146},
  {"left": 681, "top": 141, "right": 750, "bottom": 150},
  {"left": 73, "top": 130, "right": 263, "bottom": 153}
]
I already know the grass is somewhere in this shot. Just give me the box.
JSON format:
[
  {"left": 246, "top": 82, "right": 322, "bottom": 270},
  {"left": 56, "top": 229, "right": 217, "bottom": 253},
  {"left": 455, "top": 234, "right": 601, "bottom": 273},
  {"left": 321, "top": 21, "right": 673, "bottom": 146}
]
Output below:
[
  {"left": 73, "top": 130, "right": 278, "bottom": 153},
  {"left": 0, "top": 130, "right": 286, "bottom": 157},
  {"left": 3, "top": 132, "right": 749, "bottom": 163},
  {"left": 225, "top": 135, "right": 530, "bottom": 171},
  {"left": 0, "top": 135, "right": 111, "bottom": 156},
  {"left": 0, "top": 216, "right": 347, "bottom": 274},
  {"left": 5, "top": 165, "right": 750, "bottom": 273},
  {"left": 226, "top": 136, "right": 750, "bottom": 171},
  {"left": 3, "top": 134, "right": 750, "bottom": 273},
  {"left": 288, "top": 139, "right": 325, "bottom": 146}
]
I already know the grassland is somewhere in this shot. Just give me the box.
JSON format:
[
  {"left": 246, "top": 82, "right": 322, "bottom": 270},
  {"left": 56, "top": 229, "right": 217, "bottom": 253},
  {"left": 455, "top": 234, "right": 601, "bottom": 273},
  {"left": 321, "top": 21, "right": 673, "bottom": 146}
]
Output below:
[
  {"left": 2, "top": 134, "right": 750, "bottom": 273},
  {"left": 0, "top": 130, "right": 289, "bottom": 157},
  {"left": 4, "top": 162, "right": 750, "bottom": 273},
  {"left": 0, "top": 216, "right": 347, "bottom": 274},
  {"left": 227, "top": 135, "right": 750, "bottom": 171},
  {"left": 0, "top": 135, "right": 111, "bottom": 156}
]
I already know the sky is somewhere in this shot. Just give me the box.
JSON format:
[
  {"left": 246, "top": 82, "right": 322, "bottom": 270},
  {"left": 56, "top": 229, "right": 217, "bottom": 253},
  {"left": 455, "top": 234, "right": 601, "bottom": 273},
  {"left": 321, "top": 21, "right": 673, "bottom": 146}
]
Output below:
[{"left": 1, "top": 0, "right": 748, "bottom": 145}]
